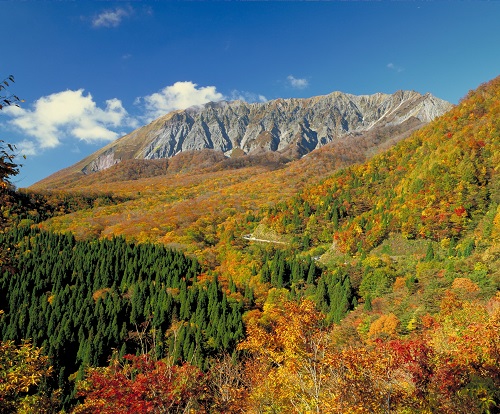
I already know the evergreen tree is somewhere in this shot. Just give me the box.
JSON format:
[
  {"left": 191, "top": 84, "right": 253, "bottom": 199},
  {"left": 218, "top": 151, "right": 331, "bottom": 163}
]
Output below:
[{"left": 425, "top": 241, "right": 435, "bottom": 261}]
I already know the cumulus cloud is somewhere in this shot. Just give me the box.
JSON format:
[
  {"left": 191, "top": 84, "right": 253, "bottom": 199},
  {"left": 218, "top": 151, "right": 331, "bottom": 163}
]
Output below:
[
  {"left": 92, "top": 6, "right": 133, "bottom": 28},
  {"left": 229, "top": 90, "right": 267, "bottom": 103},
  {"left": 3, "top": 89, "right": 137, "bottom": 152},
  {"left": 287, "top": 75, "right": 309, "bottom": 89},
  {"left": 387, "top": 62, "right": 404, "bottom": 73},
  {"left": 136, "top": 81, "right": 224, "bottom": 122},
  {"left": 2, "top": 81, "right": 268, "bottom": 155}
]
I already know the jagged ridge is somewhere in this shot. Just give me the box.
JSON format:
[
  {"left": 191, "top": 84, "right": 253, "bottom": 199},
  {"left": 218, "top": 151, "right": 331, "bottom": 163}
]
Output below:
[{"left": 81, "top": 90, "right": 452, "bottom": 174}]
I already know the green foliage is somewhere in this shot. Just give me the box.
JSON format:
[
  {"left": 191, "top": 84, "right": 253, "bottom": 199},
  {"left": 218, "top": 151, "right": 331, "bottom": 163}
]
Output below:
[
  {"left": 0, "top": 227, "right": 245, "bottom": 407},
  {"left": 358, "top": 256, "right": 398, "bottom": 300},
  {"left": 258, "top": 249, "right": 354, "bottom": 322},
  {"left": 425, "top": 241, "right": 435, "bottom": 261}
]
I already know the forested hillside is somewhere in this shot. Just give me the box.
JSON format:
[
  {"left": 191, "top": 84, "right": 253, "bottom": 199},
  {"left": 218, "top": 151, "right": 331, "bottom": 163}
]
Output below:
[
  {"left": 1, "top": 77, "right": 500, "bottom": 413},
  {"left": 261, "top": 76, "right": 500, "bottom": 255},
  {"left": 0, "top": 227, "right": 248, "bottom": 406}
]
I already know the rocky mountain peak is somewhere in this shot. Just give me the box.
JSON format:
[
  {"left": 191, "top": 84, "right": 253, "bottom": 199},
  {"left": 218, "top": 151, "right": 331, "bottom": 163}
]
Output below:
[{"left": 76, "top": 89, "right": 452, "bottom": 175}]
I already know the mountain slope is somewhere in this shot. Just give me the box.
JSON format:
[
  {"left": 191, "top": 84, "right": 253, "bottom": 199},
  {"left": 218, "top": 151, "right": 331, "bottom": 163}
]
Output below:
[
  {"left": 28, "top": 111, "right": 449, "bottom": 257},
  {"left": 135, "top": 90, "right": 450, "bottom": 160},
  {"left": 32, "top": 89, "right": 452, "bottom": 190},
  {"left": 2, "top": 77, "right": 500, "bottom": 413},
  {"left": 260, "top": 76, "right": 500, "bottom": 255}
]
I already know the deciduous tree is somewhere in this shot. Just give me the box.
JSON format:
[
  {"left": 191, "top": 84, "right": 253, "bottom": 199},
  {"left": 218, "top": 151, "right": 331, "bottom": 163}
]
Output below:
[
  {"left": 73, "top": 353, "right": 206, "bottom": 413},
  {"left": 0, "top": 339, "right": 59, "bottom": 414}
]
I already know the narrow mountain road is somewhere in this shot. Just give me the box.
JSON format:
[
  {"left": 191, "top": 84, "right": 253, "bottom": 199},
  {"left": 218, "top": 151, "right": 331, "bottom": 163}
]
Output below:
[{"left": 242, "top": 234, "right": 288, "bottom": 245}]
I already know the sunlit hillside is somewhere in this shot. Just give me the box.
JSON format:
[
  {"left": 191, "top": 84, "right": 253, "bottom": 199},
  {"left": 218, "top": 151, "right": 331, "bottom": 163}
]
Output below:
[
  {"left": 1, "top": 77, "right": 499, "bottom": 413},
  {"left": 261, "top": 76, "right": 500, "bottom": 256},
  {"left": 28, "top": 113, "right": 430, "bottom": 272}
]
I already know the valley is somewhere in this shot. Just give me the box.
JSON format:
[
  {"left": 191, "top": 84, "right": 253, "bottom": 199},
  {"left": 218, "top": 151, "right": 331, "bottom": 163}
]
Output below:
[{"left": 1, "top": 78, "right": 499, "bottom": 413}]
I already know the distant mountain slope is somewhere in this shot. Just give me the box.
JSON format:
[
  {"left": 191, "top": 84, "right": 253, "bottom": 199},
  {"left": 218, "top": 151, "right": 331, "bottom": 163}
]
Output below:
[
  {"left": 133, "top": 90, "right": 450, "bottom": 161},
  {"left": 32, "top": 89, "right": 452, "bottom": 190}
]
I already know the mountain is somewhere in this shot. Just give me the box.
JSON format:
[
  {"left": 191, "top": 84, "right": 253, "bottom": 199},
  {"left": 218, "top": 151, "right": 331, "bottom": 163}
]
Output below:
[
  {"left": 26, "top": 77, "right": 500, "bottom": 263},
  {"left": 259, "top": 76, "right": 500, "bottom": 256},
  {"left": 3, "top": 77, "right": 499, "bottom": 413},
  {"left": 131, "top": 90, "right": 450, "bottom": 161},
  {"left": 32, "top": 89, "right": 452, "bottom": 189}
]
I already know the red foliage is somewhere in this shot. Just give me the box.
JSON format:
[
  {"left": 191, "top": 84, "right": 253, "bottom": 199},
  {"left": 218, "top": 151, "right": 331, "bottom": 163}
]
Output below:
[
  {"left": 454, "top": 206, "right": 467, "bottom": 217},
  {"left": 73, "top": 354, "right": 206, "bottom": 413},
  {"left": 386, "top": 339, "right": 434, "bottom": 399}
]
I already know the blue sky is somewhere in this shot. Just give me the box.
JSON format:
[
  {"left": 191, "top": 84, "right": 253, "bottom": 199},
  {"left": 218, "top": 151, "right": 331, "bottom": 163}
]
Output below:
[{"left": 1, "top": 1, "right": 500, "bottom": 187}]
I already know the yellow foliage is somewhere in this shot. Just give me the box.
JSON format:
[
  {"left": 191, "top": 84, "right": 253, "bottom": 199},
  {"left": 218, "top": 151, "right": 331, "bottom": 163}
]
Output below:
[
  {"left": 362, "top": 255, "right": 383, "bottom": 269},
  {"left": 451, "top": 277, "right": 479, "bottom": 293},
  {"left": 238, "top": 300, "right": 331, "bottom": 412},
  {"left": 92, "top": 287, "right": 111, "bottom": 301},
  {"left": 485, "top": 199, "right": 500, "bottom": 235},
  {"left": 0, "top": 340, "right": 59, "bottom": 411},
  {"left": 368, "top": 313, "right": 400, "bottom": 339}
]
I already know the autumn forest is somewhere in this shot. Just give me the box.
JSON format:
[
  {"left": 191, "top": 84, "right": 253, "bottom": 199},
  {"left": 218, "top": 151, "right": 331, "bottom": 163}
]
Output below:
[{"left": 1, "top": 76, "right": 500, "bottom": 413}]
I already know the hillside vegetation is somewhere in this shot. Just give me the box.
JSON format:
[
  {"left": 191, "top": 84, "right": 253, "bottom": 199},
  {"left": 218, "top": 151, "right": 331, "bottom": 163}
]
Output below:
[
  {"left": 1, "top": 77, "right": 499, "bottom": 413},
  {"left": 263, "top": 77, "right": 500, "bottom": 255},
  {"left": 28, "top": 114, "right": 428, "bottom": 274}
]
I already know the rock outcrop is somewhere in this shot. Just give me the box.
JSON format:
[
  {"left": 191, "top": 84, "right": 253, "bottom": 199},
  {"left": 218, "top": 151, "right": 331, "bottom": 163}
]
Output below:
[{"left": 50, "top": 89, "right": 455, "bottom": 176}]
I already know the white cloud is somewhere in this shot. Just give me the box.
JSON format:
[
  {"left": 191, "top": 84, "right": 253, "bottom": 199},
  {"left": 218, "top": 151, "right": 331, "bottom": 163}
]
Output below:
[
  {"left": 15, "top": 140, "right": 37, "bottom": 157},
  {"left": 287, "top": 75, "right": 309, "bottom": 89},
  {"left": 2, "top": 82, "right": 268, "bottom": 156},
  {"left": 230, "top": 90, "right": 267, "bottom": 103},
  {"left": 136, "top": 81, "right": 224, "bottom": 122},
  {"left": 92, "top": 6, "right": 133, "bottom": 28},
  {"left": 387, "top": 62, "right": 404, "bottom": 73},
  {"left": 3, "top": 89, "right": 137, "bottom": 152}
]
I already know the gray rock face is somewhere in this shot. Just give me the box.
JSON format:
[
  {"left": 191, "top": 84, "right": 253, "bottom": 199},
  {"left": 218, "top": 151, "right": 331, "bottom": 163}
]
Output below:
[
  {"left": 83, "top": 90, "right": 453, "bottom": 173},
  {"left": 82, "top": 149, "right": 121, "bottom": 174}
]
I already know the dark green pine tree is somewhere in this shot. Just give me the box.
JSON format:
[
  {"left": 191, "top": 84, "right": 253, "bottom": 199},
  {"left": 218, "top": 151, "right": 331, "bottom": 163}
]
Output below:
[
  {"left": 425, "top": 241, "right": 435, "bottom": 261},
  {"left": 327, "top": 278, "right": 351, "bottom": 324},
  {"left": 306, "top": 260, "right": 317, "bottom": 285},
  {"left": 244, "top": 283, "right": 254, "bottom": 304},
  {"left": 260, "top": 263, "right": 271, "bottom": 283},
  {"left": 315, "top": 278, "right": 329, "bottom": 314},
  {"left": 364, "top": 293, "right": 373, "bottom": 311}
]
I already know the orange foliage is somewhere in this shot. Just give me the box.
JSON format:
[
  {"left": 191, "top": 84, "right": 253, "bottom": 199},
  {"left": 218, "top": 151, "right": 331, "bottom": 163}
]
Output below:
[
  {"left": 368, "top": 313, "right": 400, "bottom": 340},
  {"left": 236, "top": 291, "right": 500, "bottom": 413},
  {"left": 451, "top": 277, "right": 480, "bottom": 293}
]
